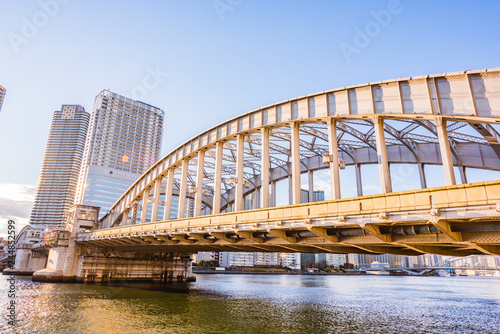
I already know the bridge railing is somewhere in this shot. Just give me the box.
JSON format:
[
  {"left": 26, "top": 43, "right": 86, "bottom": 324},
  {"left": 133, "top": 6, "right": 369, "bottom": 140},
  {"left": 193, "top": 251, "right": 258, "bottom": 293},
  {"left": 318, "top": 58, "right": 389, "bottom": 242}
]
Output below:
[{"left": 92, "top": 180, "right": 500, "bottom": 238}]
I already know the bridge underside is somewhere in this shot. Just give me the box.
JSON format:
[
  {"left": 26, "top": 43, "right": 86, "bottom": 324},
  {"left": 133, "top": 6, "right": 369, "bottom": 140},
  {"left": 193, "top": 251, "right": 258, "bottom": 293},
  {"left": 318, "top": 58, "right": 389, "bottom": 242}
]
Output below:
[
  {"left": 82, "top": 181, "right": 500, "bottom": 257},
  {"left": 79, "top": 237, "right": 499, "bottom": 258}
]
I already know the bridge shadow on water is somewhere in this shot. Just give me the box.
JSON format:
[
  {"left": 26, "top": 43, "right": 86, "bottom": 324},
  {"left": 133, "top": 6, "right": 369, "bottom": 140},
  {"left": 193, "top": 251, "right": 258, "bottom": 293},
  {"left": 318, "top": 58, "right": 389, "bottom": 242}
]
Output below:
[{"left": 85, "top": 279, "right": 198, "bottom": 295}]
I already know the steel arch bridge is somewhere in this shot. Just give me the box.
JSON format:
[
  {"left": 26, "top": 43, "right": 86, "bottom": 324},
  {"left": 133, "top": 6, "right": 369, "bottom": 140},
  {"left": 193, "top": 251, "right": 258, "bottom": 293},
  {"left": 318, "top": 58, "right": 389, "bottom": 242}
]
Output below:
[{"left": 80, "top": 68, "right": 500, "bottom": 257}]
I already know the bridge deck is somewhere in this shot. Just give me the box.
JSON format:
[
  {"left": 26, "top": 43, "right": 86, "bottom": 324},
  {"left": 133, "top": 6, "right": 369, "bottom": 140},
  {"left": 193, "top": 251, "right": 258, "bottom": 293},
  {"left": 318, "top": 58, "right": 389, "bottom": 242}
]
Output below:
[{"left": 77, "top": 181, "right": 500, "bottom": 256}]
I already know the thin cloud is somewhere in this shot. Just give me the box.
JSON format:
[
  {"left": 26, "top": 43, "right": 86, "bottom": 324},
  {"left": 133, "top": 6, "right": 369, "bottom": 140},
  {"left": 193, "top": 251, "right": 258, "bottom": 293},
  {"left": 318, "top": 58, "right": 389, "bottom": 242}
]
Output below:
[{"left": 0, "top": 183, "right": 35, "bottom": 238}]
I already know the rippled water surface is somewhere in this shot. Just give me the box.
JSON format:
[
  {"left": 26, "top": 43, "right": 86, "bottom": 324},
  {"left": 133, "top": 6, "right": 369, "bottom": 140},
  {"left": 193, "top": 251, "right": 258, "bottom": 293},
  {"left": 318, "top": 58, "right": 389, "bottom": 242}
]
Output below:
[{"left": 1, "top": 274, "right": 500, "bottom": 333}]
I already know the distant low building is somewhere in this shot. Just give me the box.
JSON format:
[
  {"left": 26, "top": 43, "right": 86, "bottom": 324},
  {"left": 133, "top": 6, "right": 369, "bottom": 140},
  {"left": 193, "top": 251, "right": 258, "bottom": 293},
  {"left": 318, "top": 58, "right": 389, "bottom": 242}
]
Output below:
[
  {"left": 326, "top": 254, "right": 346, "bottom": 268},
  {"left": 300, "top": 253, "right": 315, "bottom": 269},
  {"left": 254, "top": 252, "right": 281, "bottom": 266},
  {"left": 220, "top": 252, "right": 254, "bottom": 267},
  {"left": 281, "top": 253, "right": 300, "bottom": 270},
  {"left": 300, "top": 189, "right": 325, "bottom": 203},
  {"left": 0, "top": 85, "right": 5, "bottom": 111},
  {"left": 195, "top": 251, "right": 220, "bottom": 264}
]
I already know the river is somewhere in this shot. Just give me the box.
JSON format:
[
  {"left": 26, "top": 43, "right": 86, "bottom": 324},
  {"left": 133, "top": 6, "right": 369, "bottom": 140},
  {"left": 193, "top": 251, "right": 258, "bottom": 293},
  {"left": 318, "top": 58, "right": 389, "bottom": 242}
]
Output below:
[{"left": 1, "top": 274, "right": 499, "bottom": 333}]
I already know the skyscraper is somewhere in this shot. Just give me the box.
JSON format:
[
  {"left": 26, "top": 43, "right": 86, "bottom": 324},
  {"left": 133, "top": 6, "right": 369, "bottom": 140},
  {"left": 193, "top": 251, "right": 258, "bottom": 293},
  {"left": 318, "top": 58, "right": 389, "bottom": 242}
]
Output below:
[
  {"left": 75, "top": 90, "right": 164, "bottom": 219},
  {"left": 30, "top": 105, "right": 89, "bottom": 226},
  {"left": 0, "top": 85, "right": 6, "bottom": 112}
]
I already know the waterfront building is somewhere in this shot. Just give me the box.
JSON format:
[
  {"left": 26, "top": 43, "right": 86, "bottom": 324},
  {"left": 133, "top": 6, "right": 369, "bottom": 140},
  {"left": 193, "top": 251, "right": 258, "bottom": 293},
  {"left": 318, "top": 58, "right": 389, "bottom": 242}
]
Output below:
[
  {"left": 358, "top": 254, "right": 374, "bottom": 268},
  {"left": 313, "top": 190, "right": 325, "bottom": 202},
  {"left": 300, "top": 189, "right": 325, "bottom": 203},
  {"left": 300, "top": 253, "right": 316, "bottom": 269},
  {"left": 254, "top": 252, "right": 281, "bottom": 266},
  {"left": 281, "top": 253, "right": 301, "bottom": 270},
  {"left": 404, "top": 256, "right": 416, "bottom": 268},
  {"left": 415, "top": 254, "right": 442, "bottom": 267},
  {"left": 167, "top": 196, "right": 181, "bottom": 220},
  {"left": 244, "top": 195, "right": 253, "bottom": 210},
  {"left": 474, "top": 255, "right": 500, "bottom": 268},
  {"left": 315, "top": 253, "right": 327, "bottom": 268},
  {"left": 356, "top": 255, "right": 390, "bottom": 270},
  {"left": 0, "top": 85, "right": 5, "bottom": 111},
  {"left": 220, "top": 252, "right": 255, "bottom": 267},
  {"left": 388, "top": 254, "right": 405, "bottom": 268},
  {"left": 326, "top": 254, "right": 346, "bottom": 268},
  {"left": 75, "top": 90, "right": 164, "bottom": 219},
  {"left": 195, "top": 251, "right": 220, "bottom": 264},
  {"left": 346, "top": 254, "right": 359, "bottom": 269},
  {"left": 301, "top": 189, "right": 309, "bottom": 204},
  {"left": 30, "top": 105, "right": 89, "bottom": 226},
  {"left": 357, "top": 254, "right": 406, "bottom": 269},
  {"left": 448, "top": 255, "right": 500, "bottom": 268}
]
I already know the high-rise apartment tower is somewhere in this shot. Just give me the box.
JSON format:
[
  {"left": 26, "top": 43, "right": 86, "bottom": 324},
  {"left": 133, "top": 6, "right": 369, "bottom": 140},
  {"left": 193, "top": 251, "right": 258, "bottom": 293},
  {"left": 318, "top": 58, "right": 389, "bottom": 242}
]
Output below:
[
  {"left": 75, "top": 90, "right": 164, "bottom": 219},
  {"left": 30, "top": 105, "right": 90, "bottom": 226}
]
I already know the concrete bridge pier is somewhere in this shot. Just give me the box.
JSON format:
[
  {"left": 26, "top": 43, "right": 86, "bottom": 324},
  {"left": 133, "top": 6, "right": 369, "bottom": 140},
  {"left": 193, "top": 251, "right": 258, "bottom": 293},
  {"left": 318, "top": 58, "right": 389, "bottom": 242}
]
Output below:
[
  {"left": 160, "top": 254, "right": 196, "bottom": 284},
  {"left": 33, "top": 205, "right": 196, "bottom": 284},
  {"left": 3, "top": 225, "right": 47, "bottom": 276},
  {"left": 33, "top": 204, "right": 100, "bottom": 282},
  {"left": 78, "top": 252, "right": 195, "bottom": 284}
]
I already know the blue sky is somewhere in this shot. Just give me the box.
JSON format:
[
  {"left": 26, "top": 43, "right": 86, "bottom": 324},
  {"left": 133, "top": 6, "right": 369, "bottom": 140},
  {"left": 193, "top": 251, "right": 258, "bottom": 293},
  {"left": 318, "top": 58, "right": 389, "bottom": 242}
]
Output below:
[{"left": 0, "top": 0, "right": 499, "bottom": 234}]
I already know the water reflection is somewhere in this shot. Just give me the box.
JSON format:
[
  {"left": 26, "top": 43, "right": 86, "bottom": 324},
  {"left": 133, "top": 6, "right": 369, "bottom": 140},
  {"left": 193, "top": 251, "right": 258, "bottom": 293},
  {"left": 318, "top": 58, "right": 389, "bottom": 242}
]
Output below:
[{"left": 1, "top": 274, "right": 499, "bottom": 333}]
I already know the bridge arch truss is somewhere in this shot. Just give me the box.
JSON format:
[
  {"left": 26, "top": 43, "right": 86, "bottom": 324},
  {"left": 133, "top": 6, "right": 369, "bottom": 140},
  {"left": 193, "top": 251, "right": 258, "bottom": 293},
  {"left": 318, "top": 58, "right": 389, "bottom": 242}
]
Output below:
[{"left": 92, "top": 68, "right": 500, "bottom": 256}]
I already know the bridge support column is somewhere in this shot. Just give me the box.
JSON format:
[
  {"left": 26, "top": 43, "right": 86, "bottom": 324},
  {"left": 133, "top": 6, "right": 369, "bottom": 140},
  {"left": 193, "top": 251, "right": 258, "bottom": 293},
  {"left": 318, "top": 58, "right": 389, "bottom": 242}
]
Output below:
[
  {"left": 151, "top": 178, "right": 162, "bottom": 222},
  {"left": 327, "top": 118, "right": 341, "bottom": 199},
  {"left": 271, "top": 181, "right": 277, "bottom": 207},
  {"left": 178, "top": 158, "right": 189, "bottom": 218},
  {"left": 122, "top": 209, "right": 130, "bottom": 226},
  {"left": 355, "top": 163, "right": 363, "bottom": 197},
  {"left": 194, "top": 149, "right": 205, "bottom": 217},
  {"left": 253, "top": 188, "right": 260, "bottom": 209},
  {"left": 261, "top": 127, "right": 270, "bottom": 208},
  {"left": 373, "top": 116, "right": 392, "bottom": 193},
  {"left": 213, "top": 142, "right": 223, "bottom": 214},
  {"left": 308, "top": 170, "right": 314, "bottom": 202},
  {"left": 131, "top": 201, "right": 139, "bottom": 224},
  {"left": 435, "top": 117, "right": 456, "bottom": 186},
  {"left": 163, "top": 168, "right": 174, "bottom": 220},
  {"left": 291, "top": 122, "right": 301, "bottom": 204},
  {"left": 459, "top": 166, "right": 467, "bottom": 184},
  {"left": 418, "top": 163, "right": 427, "bottom": 189},
  {"left": 140, "top": 189, "right": 149, "bottom": 224},
  {"left": 235, "top": 134, "right": 245, "bottom": 211}
]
